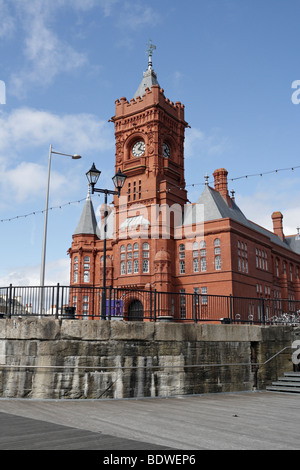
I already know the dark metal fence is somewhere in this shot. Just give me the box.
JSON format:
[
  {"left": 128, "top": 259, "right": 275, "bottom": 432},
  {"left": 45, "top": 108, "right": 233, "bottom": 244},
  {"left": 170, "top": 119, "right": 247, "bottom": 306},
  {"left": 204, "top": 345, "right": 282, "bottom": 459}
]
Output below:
[{"left": 0, "top": 284, "right": 300, "bottom": 325}]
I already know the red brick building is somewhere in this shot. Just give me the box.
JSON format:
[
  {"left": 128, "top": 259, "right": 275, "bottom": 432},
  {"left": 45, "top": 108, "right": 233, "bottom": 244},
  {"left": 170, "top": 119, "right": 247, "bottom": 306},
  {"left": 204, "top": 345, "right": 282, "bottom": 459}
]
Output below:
[{"left": 68, "top": 51, "right": 300, "bottom": 320}]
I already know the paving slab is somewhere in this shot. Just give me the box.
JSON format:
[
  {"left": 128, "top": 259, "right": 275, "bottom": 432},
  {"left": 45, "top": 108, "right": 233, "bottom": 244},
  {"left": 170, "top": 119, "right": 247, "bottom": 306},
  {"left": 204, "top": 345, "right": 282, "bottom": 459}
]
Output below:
[{"left": 0, "top": 391, "right": 299, "bottom": 450}]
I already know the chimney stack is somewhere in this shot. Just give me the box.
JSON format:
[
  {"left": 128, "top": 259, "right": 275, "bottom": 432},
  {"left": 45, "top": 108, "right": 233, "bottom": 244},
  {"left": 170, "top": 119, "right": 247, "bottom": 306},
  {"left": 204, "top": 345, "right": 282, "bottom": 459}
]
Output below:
[
  {"left": 213, "top": 168, "right": 232, "bottom": 206},
  {"left": 271, "top": 211, "right": 284, "bottom": 240}
]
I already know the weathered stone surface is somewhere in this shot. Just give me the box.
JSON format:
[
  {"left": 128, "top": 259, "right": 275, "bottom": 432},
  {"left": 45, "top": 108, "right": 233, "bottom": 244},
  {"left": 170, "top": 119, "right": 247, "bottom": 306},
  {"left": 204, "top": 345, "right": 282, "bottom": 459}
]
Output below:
[{"left": 0, "top": 319, "right": 296, "bottom": 399}]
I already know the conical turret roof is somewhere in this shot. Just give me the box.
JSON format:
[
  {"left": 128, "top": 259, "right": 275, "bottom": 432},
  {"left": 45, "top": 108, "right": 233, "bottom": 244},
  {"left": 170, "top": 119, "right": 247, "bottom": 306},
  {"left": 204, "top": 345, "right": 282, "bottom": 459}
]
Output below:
[{"left": 73, "top": 186, "right": 100, "bottom": 238}]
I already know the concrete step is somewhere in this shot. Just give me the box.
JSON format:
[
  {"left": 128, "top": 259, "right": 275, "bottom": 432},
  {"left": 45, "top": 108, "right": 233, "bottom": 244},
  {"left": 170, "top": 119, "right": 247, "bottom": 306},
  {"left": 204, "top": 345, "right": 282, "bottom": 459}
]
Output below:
[{"left": 266, "top": 371, "right": 300, "bottom": 394}]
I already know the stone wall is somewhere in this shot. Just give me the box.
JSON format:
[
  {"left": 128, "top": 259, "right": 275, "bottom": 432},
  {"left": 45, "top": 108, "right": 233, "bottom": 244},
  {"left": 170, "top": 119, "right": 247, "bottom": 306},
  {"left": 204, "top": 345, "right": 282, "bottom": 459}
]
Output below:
[{"left": 0, "top": 318, "right": 297, "bottom": 399}]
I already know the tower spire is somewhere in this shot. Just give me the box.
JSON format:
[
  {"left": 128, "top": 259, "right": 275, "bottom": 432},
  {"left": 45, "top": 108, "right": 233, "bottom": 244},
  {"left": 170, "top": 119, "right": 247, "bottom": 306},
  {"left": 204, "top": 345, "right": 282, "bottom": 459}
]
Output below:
[
  {"left": 147, "top": 39, "right": 156, "bottom": 70},
  {"left": 133, "top": 39, "right": 159, "bottom": 99}
]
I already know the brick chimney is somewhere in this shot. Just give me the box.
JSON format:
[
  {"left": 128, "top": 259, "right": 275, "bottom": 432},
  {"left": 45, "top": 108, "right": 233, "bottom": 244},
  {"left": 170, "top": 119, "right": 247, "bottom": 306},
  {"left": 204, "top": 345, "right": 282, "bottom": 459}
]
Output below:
[
  {"left": 271, "top": 211, "right": 284, "bottom": 240},
  {"left": 213, "top": 168, "right": 231, "bottom": 206}
]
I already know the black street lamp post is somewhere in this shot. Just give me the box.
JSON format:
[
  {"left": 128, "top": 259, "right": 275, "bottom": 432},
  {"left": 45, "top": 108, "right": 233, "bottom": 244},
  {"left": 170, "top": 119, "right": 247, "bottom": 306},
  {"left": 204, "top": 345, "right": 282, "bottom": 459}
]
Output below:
[{"left": 86, "top": 163, "right": 127, "bottom": 319}]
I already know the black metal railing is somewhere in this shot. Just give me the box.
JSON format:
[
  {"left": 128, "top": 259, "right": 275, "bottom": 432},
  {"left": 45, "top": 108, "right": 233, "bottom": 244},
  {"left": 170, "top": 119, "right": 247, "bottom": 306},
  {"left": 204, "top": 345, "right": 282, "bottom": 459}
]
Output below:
[{"left": 0, "top": 284, "right": 300, "bottom": 325}]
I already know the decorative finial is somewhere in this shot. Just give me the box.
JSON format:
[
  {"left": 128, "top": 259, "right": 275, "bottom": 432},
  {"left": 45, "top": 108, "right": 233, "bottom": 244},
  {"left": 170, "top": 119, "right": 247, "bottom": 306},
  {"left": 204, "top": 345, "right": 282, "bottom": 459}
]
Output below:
[
  {"left": 204, "top": 174, "right": 209, "bottom": 186},
  {"left": 146, "top": 39, "right": 156, "bottom": 70},
  {"left": 230, "top": 190, "right": 235, "bottom": 200}
]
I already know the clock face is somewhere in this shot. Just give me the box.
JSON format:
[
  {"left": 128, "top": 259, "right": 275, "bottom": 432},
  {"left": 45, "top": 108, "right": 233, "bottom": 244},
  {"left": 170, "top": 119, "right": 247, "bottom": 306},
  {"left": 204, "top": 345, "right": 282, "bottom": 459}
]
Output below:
[
  {"left": 132, "top": 141, "right": 145, "bottom": 157},
  {"left": 163, "top": 142, "right": 170, "bottom": 158}
]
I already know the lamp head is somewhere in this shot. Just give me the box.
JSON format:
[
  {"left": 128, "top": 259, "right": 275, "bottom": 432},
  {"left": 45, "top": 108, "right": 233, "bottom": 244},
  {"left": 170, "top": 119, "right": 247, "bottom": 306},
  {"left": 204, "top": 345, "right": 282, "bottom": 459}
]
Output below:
[
  {"left": 86, "top": 163, "right": 101, "bottom": 189},
  {"left": 112, "top": 168, "right": 127, "bottom": 197}
]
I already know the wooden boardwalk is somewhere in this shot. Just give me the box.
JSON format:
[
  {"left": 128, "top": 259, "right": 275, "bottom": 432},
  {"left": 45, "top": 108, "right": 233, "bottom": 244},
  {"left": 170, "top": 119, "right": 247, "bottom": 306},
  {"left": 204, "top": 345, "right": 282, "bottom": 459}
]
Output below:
[{"left": 0, "top": 391, "right": 299, "bottom": 450}]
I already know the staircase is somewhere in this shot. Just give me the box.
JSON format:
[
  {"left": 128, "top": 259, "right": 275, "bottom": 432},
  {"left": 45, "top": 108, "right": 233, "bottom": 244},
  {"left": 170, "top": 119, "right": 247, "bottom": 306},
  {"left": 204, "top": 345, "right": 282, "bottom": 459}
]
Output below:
[{"left": 266, "top": 372, "right": 300, "bottom": 393}]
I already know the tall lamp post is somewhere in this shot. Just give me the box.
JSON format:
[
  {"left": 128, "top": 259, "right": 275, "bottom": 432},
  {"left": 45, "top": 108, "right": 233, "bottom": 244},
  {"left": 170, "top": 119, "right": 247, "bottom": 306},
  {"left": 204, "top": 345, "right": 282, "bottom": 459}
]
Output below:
[
  {"left": 39, "top": 144, "right": 82, "bottom": 317},
  {"left": 86, "top": 163, "right": 127, "bottom": 319}
]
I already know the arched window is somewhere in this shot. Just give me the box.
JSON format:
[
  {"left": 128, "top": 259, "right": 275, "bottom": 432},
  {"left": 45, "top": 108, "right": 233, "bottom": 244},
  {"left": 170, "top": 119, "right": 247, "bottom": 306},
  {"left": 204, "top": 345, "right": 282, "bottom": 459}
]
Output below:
[
  {"left": 143, "top": 243, "right": 149, "bottom": 258},
  {"left": 214, "top": 239, "right": 221, "bottom": 255},
  {"left": 133, "top": 243, "right": 139, "bottom": 258},
  {"left": 193, "top": 241, "right": 198, "bottom": 259},
  {"left": 214, "top": 239, "right": 221, "bottom": 270}
]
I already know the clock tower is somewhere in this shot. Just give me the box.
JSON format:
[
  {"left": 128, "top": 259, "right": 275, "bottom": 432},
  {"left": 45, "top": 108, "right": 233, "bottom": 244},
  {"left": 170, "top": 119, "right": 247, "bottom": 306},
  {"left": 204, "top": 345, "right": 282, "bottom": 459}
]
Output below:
[
  {"left": 109, "top": 42, "right": 189, "bottom": 290},
  {"left": 111, "top": 42, "right": 188, "bottom": 236}
]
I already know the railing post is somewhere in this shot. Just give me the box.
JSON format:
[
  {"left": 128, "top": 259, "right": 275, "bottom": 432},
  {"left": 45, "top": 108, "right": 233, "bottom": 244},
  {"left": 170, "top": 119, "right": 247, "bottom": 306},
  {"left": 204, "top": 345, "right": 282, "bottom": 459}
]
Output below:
[
  {"left": 55, "top": 283, "right": 60, "bottom": 319},
  {"left": 108, "top": 285, "right": 112, "bottom": 320},
  {"left": 193, "top": 293, "right": 197, "bottom": 323},
  {"left": 229, "top": 294, "right": 233, "bottom": 323},
  {"left": 8, "top": 284, "right": 12, "bottom": 319},
  {"left": 154, "top": 289, "right": 157, "bottom": 322},
  {"left": 261, "top": 296, "right": 265, "bottom": 325}
]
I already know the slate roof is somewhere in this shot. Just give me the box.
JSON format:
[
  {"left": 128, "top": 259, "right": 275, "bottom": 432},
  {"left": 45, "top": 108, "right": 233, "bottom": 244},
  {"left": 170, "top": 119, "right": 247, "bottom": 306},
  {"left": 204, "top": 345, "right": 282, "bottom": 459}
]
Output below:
[
  {"left": 184, "top": 184, "right": 300, "bottom": 255},
  {"left": 133, "top": 67, "right": 160, "bottom": 99},
  {"left": 73, "top": 188, "right": 100, "bottom": 238}
]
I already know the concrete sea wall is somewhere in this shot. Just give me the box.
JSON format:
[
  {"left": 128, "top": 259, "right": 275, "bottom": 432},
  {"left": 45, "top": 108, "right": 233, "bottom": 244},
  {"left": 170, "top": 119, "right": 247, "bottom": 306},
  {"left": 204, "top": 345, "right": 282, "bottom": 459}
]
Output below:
[{"left": 0, "top": 318, "right": 298, "bottom": 399}]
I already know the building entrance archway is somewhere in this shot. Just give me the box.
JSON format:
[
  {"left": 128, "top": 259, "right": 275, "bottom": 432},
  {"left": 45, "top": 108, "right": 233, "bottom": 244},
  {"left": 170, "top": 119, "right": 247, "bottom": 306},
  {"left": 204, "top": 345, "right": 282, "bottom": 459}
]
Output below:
[{"left": 127, "top": 300, "right": 144, "bottom": 321}]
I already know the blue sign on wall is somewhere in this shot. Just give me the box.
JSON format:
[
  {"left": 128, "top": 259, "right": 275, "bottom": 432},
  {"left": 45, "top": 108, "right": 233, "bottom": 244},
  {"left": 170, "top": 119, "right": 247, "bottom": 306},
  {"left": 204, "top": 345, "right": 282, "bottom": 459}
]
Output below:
[{"left": 106, "top": 299, "right": 123, "bottom": 319}]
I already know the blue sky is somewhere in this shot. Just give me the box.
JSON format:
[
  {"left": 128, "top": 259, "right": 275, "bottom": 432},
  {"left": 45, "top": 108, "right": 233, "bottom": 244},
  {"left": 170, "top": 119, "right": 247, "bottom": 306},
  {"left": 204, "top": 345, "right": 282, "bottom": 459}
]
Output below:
[{"left": 0, "top": 0, "right": 300, "bottom": 286}]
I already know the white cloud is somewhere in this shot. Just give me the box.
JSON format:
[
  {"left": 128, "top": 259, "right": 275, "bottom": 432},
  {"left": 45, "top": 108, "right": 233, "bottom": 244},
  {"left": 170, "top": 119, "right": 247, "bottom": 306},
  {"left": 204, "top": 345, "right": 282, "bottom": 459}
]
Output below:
[
  {"left": 0, "top": 258, "right": 70, "bottom": 287},
  {"left": 237, "top": 179, "right": 300, "bottom": 236},
  {"left": 8, "top": 0, "right": 88, "bottom": 97},
  {"left": 0, "top": 0, "right": 15, "bottom": 39},
  {"left": 0, "top": 107, "right": 112, "bottom": 154},
  {"left": 185, "top": 127, "right": 229, "bottom": 159},
  {"left": 0, "top": 107, "right": 113, "bottom": 204},
  {"left": 116, "top": 2, "right": 161, "bottom": 29}
]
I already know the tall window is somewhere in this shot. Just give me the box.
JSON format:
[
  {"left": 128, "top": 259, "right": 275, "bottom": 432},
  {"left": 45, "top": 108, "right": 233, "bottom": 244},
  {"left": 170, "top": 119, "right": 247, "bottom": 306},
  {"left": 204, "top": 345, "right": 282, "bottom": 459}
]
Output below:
[
  {"left": 73, "top": 256, "right": 78, "bottom": 283},
  {"left": 127, "top": 260, "right": 132, "bottom": 274},
  {"left": 83, "top": 256, "right": 90, "bottom": 283},
  {"left": 133, "top": 243, "right": 139, "bottom": 257},
  {"left": 83, "top": 295, "right": 89, "bottom": 317},
  {"left": 179, "top": 260, "right": 185, "bottom": 274},
  {"left": 142, "top": 243, "right": 150, "bottom": 273},
  {"left": 238, "top": 241, "right": 248, "bottom": 273},
  {"left": 201, "top": 287, "right": 208, "bottom": 305},
  {"left": 121, "top": 261, "right": 126, "bottom": 275},
  {"left": 142, "top": 259, "right": 149, "bottom": 273},
  {"left": 214, "top": 239, "right": 221, "bottom": 270},
  {"left": 193, "top": 242, "right": 199, "bottom": 273},
  {"left": 134, "top": 259, "right": 139, "bottom": 273},
  {"left": 179, "top": 244, "right": 185, "bottom": 274},
  {"left": 143, "top": 243, "right": 149, "bottom": 258},
  {"left": 73, "top": 295, "right": 77, "bottom": 313},
  {"left": 256, "top": 248, "right": 268, "bottom": 271},
  {"left": 275, "top": 258, "right": 279, "bottom": 277},
  {"left": 200, "top": 240, "right": 206, "bottom": 272}
]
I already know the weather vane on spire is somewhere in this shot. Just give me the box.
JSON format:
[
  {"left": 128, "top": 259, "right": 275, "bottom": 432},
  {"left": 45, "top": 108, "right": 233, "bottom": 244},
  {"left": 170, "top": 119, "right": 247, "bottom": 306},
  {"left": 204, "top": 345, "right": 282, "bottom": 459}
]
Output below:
[{"left": 146, "top": 39, "right": 156, "bottom": 70}]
